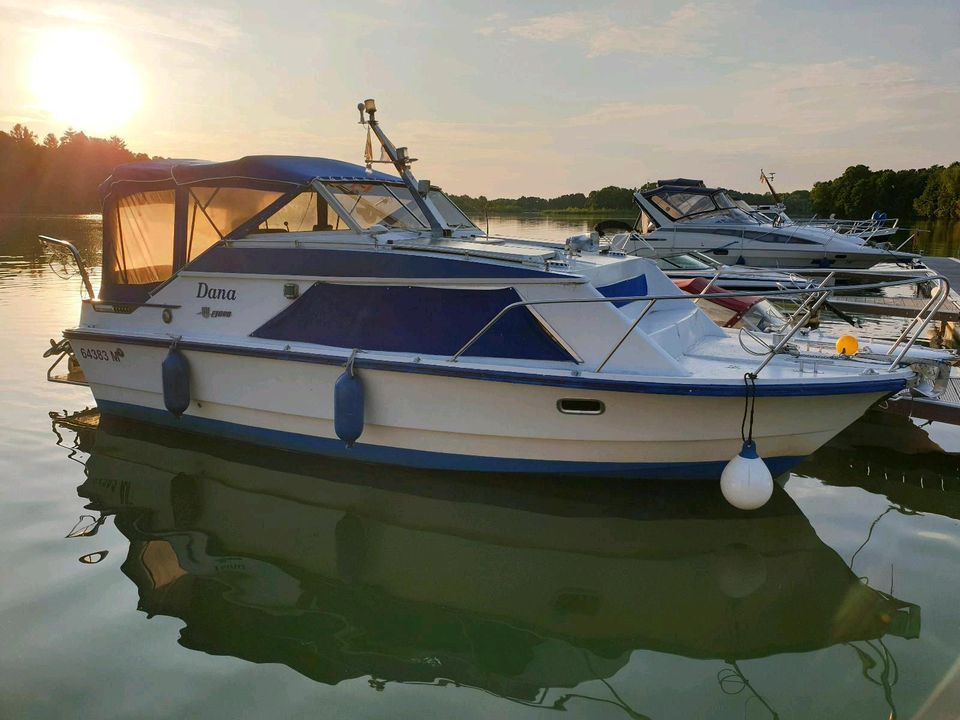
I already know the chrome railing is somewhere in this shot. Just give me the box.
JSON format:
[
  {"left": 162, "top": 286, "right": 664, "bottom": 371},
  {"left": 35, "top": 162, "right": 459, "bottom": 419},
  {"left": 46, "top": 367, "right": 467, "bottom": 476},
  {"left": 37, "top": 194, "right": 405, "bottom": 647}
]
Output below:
[
  {"left": 38, "top": 235, "right": 181, "bottom": 312},
  {"left": 448, "top": 272, "right": 951, "bottom": 376},
  {"left": 794, "top": 217, "right": 900, "bottom": 240},
  {"left": 39, "top": 235, "right": 95, "bottom": 299}
]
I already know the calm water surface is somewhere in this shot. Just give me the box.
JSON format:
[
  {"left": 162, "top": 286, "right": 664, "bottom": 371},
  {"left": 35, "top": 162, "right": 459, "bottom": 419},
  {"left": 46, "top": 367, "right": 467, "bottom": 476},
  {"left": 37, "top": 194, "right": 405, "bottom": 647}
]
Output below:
[{"left": 1, "top": 214, "right": 959, "bottom": 719}]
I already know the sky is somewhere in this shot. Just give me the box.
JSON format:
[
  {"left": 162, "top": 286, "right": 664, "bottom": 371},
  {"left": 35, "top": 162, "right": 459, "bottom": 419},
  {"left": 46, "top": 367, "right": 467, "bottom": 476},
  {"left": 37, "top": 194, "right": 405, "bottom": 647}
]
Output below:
[{"left": 1, "top": 0, "right": 958, "bottom": 197}]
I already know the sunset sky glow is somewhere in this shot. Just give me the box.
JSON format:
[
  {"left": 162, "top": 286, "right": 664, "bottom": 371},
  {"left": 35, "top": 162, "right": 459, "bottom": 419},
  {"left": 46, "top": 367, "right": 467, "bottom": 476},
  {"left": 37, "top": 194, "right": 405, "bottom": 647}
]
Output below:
[{"left": 1, "top": 0, "right": 958, "bottom": 196}]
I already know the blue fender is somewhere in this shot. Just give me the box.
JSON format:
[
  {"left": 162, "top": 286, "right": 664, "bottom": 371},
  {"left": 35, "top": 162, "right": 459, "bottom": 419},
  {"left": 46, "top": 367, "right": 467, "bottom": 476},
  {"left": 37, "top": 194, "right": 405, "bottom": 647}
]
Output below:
[
  {"left": 162, "top": 346, "right": 191, "bottom": 417},
  {"left": 334, "top": 363, "right": 364, "bottom": 448}
]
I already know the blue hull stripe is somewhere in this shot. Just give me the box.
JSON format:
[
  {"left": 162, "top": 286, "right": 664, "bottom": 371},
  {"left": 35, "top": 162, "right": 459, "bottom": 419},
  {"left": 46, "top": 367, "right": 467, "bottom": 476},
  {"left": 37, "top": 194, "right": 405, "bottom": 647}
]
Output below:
[
  {"left": 65, "top": 329, "right": 907, "bottom": 398},
  {"left": 98, "top": 400, "right": 804, "bottom": 479}
]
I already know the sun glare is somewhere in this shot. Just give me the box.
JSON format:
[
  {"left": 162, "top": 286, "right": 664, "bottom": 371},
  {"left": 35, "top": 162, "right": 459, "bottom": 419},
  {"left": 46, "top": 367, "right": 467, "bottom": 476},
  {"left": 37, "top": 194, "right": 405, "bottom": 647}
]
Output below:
[{"left": 30, "top": 27, "right": 142, "bottom": 134}]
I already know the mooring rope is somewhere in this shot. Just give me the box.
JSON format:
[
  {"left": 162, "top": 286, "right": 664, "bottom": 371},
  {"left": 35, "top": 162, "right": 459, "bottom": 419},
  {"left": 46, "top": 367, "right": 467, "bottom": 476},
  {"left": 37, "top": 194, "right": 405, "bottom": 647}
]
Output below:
[{"left": 741, "top": 372, "right": 758, "bottom": 444}]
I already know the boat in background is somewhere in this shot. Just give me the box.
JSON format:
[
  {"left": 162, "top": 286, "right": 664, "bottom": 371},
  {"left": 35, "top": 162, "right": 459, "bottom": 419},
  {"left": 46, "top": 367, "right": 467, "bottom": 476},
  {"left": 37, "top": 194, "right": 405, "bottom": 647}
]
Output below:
[{"left": 605, "top": 179, "right": 919, "bottom": 269}]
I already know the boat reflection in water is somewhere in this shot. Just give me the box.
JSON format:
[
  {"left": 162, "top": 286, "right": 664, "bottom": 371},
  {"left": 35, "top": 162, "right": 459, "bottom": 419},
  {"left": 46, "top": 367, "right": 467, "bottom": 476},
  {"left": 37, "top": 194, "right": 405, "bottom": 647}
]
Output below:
[
  {"left": 800, "top": 410, "right": 960, "bottom": 520},
  {"left": 61, "top": 412, "right": 919, "bottom": 715}
]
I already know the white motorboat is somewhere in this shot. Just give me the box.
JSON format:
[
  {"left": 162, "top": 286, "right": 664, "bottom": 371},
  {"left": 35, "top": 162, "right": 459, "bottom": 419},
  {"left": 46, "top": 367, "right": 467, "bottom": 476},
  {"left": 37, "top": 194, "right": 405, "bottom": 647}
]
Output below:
[
  {"left": 650, "top": 251, "right": 815, "bottom": 292},
  {"left": 41, "top": 100, "right": 938, "bottom": 484},
  {"left": 606, "top": 179, "right": 918, "bottom": 269}
]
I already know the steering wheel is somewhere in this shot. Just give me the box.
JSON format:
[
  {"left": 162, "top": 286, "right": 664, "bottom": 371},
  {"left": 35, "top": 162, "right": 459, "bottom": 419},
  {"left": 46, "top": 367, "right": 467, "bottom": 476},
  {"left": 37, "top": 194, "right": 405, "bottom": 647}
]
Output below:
[{"left": 593, "top": 219, "right": 634, "bottom": 237}]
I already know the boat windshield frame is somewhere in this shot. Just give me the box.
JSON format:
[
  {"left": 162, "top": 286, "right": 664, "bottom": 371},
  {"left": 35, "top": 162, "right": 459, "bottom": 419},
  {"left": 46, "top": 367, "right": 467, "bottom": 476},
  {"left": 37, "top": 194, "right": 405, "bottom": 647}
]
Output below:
[
  {"left": 643, "top": 187, "right": 760, "bottom": 225},
  {"left": 308, "top": 180, "right": 478, "bottom": 235}
]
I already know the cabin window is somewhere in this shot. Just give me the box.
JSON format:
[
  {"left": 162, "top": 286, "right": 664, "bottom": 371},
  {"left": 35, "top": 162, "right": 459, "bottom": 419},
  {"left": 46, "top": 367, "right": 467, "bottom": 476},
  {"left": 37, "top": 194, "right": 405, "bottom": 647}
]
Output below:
[
  {"left": 325, "top": 182, "right": 429, "bottom": 230},
  {"left": 185, "top": 186, "right": 287, "bottom": 261},
  {"left": 111, "top": 190, "right": 176, "bottom": 285},
  {"left": 255, "top": 191, "right": 348, "bottom": 233}
]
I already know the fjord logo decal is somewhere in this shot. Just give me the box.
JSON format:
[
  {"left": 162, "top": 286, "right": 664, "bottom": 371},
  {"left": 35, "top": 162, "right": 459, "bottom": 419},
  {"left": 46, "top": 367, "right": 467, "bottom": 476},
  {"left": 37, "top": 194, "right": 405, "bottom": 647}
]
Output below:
[
  {"left": 197, "top": 307, "right": 233, "bottom": 319},
  {"left": 196, "top": 281, "right": 237, "bottom": 301}
]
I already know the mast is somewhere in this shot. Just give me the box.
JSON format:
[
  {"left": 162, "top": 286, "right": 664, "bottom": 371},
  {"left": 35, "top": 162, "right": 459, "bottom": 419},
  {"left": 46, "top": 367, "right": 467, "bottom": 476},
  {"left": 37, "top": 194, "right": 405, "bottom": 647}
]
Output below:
[
  {"left": 759, "top": 169, "right": 781, "bottom": 205},
  {"left": 358, "top": 99, "right": 445, "bottom": 237}
]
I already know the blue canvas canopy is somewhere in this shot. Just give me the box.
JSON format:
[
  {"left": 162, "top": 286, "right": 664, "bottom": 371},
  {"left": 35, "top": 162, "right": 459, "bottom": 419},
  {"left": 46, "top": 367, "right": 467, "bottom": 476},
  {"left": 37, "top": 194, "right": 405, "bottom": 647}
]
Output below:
[{"left": 99, "top": 155, "right": 401, "bottom": 201}]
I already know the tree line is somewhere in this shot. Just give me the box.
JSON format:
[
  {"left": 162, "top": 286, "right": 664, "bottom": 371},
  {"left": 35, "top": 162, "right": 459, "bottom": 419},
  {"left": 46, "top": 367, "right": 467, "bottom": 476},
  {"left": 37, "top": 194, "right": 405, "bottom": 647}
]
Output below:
[
  {"left": 453, "top": 163, "right": 959, "bottom": 220},
  {"left": 2, "top": 122, "right": 957, "bottom": 220},
  {"left": 811, "top": 164, "right": 960, "bottom": 220},
  {"left": 450, "top": 184, "right": 816, "bottom": 216},
  {"left": 0, "top": 124, "right": 149, "bottom": 213}
]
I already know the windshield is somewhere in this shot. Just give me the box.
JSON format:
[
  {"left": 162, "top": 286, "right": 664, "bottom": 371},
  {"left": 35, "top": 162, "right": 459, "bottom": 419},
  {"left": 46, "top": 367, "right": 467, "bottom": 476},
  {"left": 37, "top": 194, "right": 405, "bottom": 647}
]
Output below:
[
  {"left": 650, "top": 189, "right": 758, "bottom": 225},
  {"left": 325, "top": 182, "right": 429, "bottom": 230},
  {"left": 428, "top": 190, "right": 478, "bottom": 230},
  {"left": 256, "top": 190, "right": 349, "bottom": 233},
  {"left": 655, "top": 254, "right": 712, "bottom": 271}
]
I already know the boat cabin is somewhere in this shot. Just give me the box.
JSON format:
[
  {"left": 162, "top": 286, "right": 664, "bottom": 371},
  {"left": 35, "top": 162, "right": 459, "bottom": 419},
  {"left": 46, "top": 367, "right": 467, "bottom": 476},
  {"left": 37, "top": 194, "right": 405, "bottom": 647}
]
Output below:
[
  {"left": 635, "top": 182, "right": 759, "bottom": 232},
  {"left": 97, "top": 156, "right": 478, "bottom": 303}
]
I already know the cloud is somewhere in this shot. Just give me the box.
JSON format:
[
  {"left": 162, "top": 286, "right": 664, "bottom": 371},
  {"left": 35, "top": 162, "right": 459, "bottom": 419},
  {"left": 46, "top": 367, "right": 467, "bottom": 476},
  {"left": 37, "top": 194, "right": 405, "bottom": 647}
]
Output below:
[
  {"left": 0, "top": 0, "right": 242, "bottom": 48},
  {"left": 509, "top": 12, "right": 587, "bottom": 43},
  {"left": 562, "top": 102, "right": 691, "bottom": 127},
  {"left": 490, "top": 3, "right": 722, "bottom": 58},
  {"left": 724, "top": 60, "right": 958, "bottom": 138}
]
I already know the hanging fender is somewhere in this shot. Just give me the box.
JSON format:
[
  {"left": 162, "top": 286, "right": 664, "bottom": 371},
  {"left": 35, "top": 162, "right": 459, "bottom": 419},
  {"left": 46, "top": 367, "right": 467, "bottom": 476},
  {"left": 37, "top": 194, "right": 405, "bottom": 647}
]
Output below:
[
  {"left": 162, "top": 339, "right": 191, "bottom": 417},
  {"left": 334, "top": 349, "right": 364, "bottom": 448}
]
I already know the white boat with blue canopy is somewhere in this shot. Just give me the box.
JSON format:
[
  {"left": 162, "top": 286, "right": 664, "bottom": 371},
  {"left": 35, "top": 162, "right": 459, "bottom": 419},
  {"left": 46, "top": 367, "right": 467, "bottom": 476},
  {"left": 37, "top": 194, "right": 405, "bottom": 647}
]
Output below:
[
  {"left": 41, "top": 100, "right": 946, "bottom": 500},
  {"left": 606, "top": 179, "right": 919, "bottom": 270}
]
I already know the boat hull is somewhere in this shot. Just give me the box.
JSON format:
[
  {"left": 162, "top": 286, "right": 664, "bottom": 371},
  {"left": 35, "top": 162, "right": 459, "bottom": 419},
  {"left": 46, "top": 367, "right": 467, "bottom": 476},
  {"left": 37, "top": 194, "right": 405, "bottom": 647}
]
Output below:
[
  {"left": 699, "top": 248, "right": 908, "bottom": 270},
  {"left": 70, "top": 335, "right": 898, "bottom": 479}
]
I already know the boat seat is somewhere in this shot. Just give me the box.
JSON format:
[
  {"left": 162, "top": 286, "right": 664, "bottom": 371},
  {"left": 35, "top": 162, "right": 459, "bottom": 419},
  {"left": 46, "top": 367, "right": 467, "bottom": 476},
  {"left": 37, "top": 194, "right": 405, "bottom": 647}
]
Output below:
[{"left": 621, "top": 300, "right": 713, "bottom": 358}]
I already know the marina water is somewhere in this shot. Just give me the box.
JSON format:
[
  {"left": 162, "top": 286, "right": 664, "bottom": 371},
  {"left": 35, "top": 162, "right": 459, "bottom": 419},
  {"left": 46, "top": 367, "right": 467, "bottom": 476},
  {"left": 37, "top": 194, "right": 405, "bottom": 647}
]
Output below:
[{"left": 1, "top": 213, "right": 959, "bottom": 719}]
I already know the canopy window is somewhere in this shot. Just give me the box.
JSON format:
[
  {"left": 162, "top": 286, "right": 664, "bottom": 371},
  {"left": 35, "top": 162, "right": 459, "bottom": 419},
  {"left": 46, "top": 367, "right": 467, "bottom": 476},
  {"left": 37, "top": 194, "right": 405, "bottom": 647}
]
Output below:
[
  {"left": 650, "top": 189, "right": 753, "bottom": 225},
  {"left": 325, "top": 182, "right": 429, "bottom": 230},
  {"left": 657, "top": 192, "right": 716, "bottom": 219},
  {"left": 186, "top": 186, "right": 287, "bottom": 261},
  {"left": 111, "top": 190, "right": 176, "bottom": 285},
  {"left": 255, "top": 191, "right": 348, "bottom": 233}
]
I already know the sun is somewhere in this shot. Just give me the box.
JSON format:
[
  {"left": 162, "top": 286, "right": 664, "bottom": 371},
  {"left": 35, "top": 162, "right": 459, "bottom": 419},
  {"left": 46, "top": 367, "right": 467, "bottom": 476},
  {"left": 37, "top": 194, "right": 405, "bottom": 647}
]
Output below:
[{"left": 30, "top": 27, "right": 142, "bottom": 134}]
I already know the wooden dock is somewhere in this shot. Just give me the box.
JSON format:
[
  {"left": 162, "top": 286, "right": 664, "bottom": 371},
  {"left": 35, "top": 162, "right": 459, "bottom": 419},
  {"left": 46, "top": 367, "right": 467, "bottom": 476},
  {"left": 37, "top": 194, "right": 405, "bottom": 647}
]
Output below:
[
  {"left": 922, "top": 256, "right": 960, "bottom": 288},
  {"left": 822, "top": 257, "right": 960, "bottom": 322},
  {"left": 827, "top": 294, "right": 960, "bottom": 321},
  {"left": 886, "top": 377, "right": 960, "bottom": 425}
]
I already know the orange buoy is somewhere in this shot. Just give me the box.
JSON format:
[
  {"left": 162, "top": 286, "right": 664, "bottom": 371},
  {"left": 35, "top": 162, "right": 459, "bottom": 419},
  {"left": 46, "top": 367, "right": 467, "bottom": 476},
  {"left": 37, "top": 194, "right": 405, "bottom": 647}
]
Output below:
[{"left": 835, "top": 335, "right": 859, "bottom": 356}]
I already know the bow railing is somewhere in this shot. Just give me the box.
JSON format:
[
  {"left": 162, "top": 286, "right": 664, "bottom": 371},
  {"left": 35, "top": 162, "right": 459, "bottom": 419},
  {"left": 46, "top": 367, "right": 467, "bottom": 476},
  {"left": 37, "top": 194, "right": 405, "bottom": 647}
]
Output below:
[{"left": 448, "top": 271, "right": 951, "bottom": 377}]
